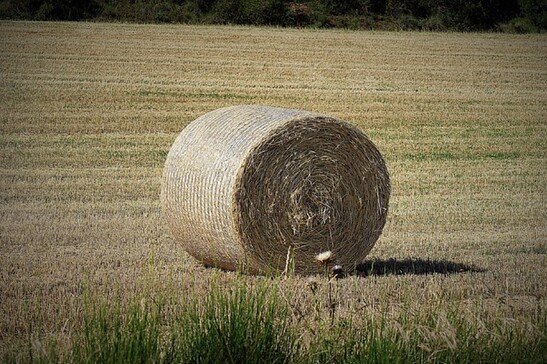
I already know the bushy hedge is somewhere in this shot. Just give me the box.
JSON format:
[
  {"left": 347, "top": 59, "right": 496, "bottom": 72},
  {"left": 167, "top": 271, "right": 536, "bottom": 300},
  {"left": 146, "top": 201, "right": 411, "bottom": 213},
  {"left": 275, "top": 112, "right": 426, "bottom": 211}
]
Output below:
[{"left": 0, "top": 0, "right": 545, "bottom": 32}]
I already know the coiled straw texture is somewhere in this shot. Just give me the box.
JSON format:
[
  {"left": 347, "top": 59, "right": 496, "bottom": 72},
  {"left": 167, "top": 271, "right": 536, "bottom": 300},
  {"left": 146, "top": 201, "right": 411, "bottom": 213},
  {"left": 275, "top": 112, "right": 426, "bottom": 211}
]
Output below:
[{"left": 161, "top": 105, "right": 390, "bottom": 274}]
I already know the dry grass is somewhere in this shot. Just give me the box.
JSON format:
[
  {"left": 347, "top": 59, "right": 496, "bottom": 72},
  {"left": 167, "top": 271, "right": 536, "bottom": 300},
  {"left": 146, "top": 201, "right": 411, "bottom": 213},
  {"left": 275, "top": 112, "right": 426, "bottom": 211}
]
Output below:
[{"left": 0, "top": 21, "right": 546, "bottom": 360}]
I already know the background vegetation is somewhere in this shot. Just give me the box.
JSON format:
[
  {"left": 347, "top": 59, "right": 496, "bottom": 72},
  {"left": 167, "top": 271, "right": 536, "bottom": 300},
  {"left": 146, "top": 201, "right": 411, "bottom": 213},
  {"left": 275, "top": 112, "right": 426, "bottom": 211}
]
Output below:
[{"left": 0, "top": 0, "right": 546, "bottom": 32}]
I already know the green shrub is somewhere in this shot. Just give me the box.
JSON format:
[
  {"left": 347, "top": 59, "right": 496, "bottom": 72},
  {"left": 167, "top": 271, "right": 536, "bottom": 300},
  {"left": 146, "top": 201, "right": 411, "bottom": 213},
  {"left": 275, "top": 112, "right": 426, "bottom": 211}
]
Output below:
[
  {"left": 499, "top": 16, "right": 540, "bottom": 32},
  {"left": 210, "top": 0, "right": 287, "bottom": 25},
  {"left": 519, "top": 0, "right": 547, "bottom": 30},
  {"left": 420, "top": 13, "right": 449, "bottom": 31}
]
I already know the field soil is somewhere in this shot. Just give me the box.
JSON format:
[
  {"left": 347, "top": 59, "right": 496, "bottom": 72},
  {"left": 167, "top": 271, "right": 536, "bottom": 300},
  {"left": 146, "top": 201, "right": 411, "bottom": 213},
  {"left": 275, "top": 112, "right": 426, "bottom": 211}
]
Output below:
[{"left": 0, "top": 21, "right": 546, "bottom": 360}]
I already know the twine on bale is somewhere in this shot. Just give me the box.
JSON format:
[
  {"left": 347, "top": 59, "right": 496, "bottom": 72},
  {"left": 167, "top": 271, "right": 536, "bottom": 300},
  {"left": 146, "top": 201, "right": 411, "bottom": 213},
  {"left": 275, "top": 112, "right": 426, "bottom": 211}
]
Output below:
[{"left": 161, "top": 105, "right": 390, "bottom": 274}]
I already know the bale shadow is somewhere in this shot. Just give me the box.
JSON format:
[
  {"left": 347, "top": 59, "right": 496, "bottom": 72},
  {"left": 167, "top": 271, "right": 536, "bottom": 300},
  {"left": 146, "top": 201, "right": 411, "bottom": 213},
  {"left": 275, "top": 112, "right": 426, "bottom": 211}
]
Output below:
[{"left": 354, "top": 258, "right": 485, "bottom": 277}]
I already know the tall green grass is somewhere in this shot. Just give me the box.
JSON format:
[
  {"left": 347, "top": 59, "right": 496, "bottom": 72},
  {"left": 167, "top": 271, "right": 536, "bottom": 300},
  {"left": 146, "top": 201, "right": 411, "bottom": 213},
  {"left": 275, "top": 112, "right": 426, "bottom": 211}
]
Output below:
[
  {"left": 165, "top": 281, "right": 299, "bottom": 364},
  {"left": 5, "top": 277, "right": 546, "bottom": 364},
  {"left": 74, "top": 298, "right": 163, "bottom": 363},
  {"left": 70, "top": 279, "right": 299, "bottom": 364}
]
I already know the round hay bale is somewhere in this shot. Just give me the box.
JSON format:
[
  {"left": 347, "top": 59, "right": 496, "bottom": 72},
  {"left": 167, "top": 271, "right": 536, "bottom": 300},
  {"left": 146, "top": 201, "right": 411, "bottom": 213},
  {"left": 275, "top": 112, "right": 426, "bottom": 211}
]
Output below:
[{"left": 161, "top": 105, "right": 390, "bottom": 274}]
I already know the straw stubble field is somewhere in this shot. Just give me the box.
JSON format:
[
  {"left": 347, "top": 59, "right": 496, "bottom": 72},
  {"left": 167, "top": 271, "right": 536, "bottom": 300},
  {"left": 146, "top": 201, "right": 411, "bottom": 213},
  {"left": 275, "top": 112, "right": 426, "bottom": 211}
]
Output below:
[{"left": 0, "top": 21, "right": 546, "bottom": 361}]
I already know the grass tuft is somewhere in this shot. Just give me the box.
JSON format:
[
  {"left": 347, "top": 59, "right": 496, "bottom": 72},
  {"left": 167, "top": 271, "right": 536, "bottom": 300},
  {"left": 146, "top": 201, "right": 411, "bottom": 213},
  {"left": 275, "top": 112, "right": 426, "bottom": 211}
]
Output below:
[
  {"left": 71, "top": 293, "right": 163, "bottom": 364},
  {"left": 167, "top": 280, "right": 300, "bottom": 364}
]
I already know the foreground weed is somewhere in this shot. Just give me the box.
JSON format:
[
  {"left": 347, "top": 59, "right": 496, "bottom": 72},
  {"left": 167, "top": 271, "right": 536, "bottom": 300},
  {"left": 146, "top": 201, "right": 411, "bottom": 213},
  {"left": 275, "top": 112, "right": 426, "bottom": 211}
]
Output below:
[{"left": 315, "top": 251, "right": 337, "bottom": 323}]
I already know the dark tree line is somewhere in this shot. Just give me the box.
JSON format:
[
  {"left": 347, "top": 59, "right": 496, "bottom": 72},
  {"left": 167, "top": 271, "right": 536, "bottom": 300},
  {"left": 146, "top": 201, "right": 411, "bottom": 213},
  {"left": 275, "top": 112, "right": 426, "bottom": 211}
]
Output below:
[{"left": 1, "top": 0, "right": 545, "bottom": 32}]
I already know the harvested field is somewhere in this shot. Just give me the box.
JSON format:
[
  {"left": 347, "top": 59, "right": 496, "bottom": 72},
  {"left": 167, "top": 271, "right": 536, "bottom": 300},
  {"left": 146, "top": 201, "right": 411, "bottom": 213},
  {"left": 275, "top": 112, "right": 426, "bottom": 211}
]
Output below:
[{"left": 0, "top": 21, "right": 546, "bottom": 361}]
